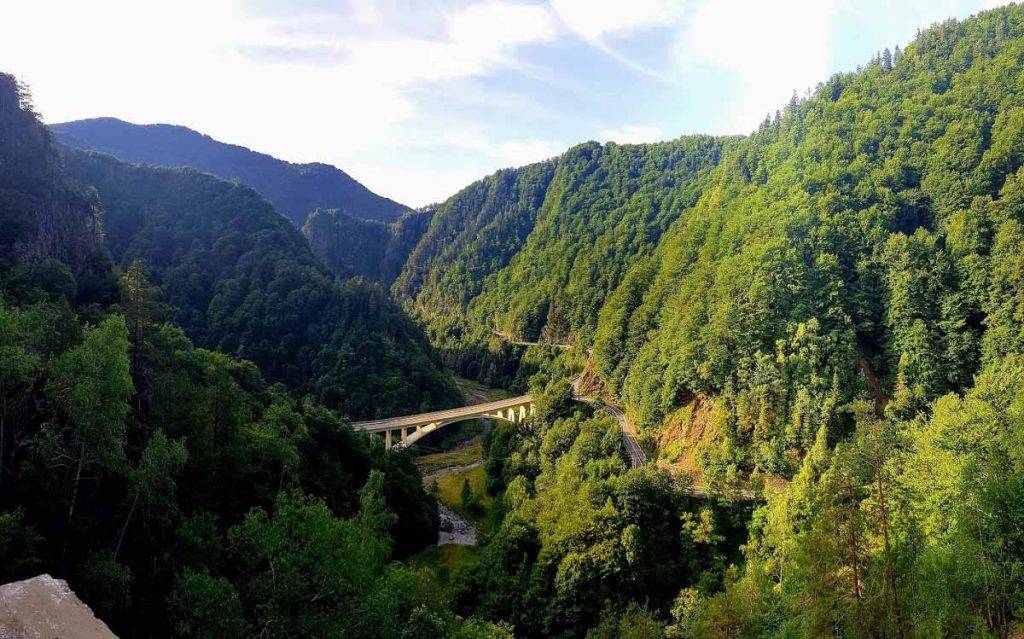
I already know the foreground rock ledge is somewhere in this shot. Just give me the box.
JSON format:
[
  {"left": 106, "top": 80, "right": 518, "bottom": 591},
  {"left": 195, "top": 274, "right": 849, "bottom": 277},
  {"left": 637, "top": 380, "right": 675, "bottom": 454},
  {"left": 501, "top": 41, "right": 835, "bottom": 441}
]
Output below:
[{"left": 0, "top": 574, "right": 117, "bottom": 639}]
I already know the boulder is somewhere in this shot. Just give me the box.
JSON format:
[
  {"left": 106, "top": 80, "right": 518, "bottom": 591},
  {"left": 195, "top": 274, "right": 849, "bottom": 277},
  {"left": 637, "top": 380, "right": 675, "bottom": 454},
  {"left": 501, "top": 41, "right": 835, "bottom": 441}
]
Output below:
[{"left": 0, "top": 574, "right": 117, "bottom": 638}]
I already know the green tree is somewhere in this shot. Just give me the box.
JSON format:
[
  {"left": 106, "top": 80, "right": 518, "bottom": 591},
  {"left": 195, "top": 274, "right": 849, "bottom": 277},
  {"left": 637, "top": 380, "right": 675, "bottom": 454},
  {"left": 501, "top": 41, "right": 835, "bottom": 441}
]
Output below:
[
  {"left": 359, "top": 469, "right": 398, "bottom": 537},
  {"left": 45, "top": 315, "right": 132, "bottom": 536},
  {"left": 225, "top": 491, "right": 393, "bottom": 637},
  {"left": 169, "top": 569, "right": 249, "bottom": 639},
  {"left": 115, "top": 429, "right": 188, "bottom": 558},
  {"left": 0, "top": 300, "right": 38, "bottom": 486}
]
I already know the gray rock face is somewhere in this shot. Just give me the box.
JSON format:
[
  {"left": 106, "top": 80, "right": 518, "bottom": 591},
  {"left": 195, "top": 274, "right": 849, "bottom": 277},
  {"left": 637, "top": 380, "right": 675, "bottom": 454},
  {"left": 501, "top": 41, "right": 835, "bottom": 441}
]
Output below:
[{"left": 0, "top": 574, "right": 118, "bottom": 639}]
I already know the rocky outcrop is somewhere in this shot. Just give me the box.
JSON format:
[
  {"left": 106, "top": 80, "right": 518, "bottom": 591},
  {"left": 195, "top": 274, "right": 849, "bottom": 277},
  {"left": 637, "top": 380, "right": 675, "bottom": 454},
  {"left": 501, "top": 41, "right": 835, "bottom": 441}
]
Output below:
[
  {"left": 1, "top": 72, "right": 107, "bottom": 277},
  {"left": 0, "top": 574, "right": 117, "bottom": 639}
]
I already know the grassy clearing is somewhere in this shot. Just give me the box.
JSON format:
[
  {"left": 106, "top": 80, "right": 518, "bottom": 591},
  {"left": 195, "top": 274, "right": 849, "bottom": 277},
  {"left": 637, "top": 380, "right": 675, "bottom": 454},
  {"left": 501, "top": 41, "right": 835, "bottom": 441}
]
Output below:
[
  {"left": 431, "top": 465, "right": 492, "bottom": 522},
  {"left": 416, "top": 441, "right": 484, "bottom": 476},
  {"left": 411, "top": 544, "right": 481, "bottom": 587}
]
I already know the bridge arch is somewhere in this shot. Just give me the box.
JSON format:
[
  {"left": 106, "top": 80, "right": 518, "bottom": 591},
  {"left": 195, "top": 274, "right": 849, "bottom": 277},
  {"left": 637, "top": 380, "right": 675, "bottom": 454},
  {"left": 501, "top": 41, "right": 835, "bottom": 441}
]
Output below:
[{"left": 352, "top": 395, "right": 536, "bottom": 450}]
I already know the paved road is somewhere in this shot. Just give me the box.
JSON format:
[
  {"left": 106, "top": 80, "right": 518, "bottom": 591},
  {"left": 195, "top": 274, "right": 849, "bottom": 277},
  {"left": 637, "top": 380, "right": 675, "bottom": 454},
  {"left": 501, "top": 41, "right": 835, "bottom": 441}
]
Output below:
[
  {"left": 570, "top": 377, "right": 646, "bottom": 468},
  {"left": 358, "top": 365, "right": 645, "bottom": 469},
  {"left": 596, "top": 402, "right": 646, "bottom": 468}
]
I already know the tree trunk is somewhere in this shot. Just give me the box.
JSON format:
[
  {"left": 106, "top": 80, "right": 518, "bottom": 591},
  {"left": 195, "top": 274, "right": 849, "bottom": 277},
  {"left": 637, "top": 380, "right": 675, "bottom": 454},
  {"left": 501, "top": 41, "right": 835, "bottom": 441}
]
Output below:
[
  {"left": 115, "top": 488, "right": 140, "bottom": 559},
  {"left": 0, "top": 397, "right": 6, "bottom": 486},
  {"left": 62, "top": 443, "right": 86, "bottom": 559},
  {"left": 844, "top": 474, "right": 862, "bottom": 604},
  {"left": 876, "top": 460, "right": 901, "bottom": 639},
  {"left": 68, "top": 443, "right": 85, "bottom": 522}
]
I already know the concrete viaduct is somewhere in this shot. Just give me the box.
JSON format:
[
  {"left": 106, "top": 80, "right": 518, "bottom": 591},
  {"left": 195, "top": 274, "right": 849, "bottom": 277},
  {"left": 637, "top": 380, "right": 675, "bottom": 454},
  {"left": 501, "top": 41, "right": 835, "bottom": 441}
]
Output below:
[{"left": 352, "top": 395, "right": 536, "bottom": 450}]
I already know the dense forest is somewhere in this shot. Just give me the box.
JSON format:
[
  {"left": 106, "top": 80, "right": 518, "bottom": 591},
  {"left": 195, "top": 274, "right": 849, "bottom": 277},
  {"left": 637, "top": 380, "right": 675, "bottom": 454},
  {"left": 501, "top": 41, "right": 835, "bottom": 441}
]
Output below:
[
  {"left": 397, "top": 5, "right": 1024, "bottom": 636},
  {"left": 390, "top": 135, "right": 732, "bottom": 387},
  {"left": 5, "top": 3, "right": 1024, "bottom": 638},
  {"left": 455, "top": 377, "right": 750, "bottom": 638},
  {"left": 52, "top": 117, "right": 411, "bottom": 226},
  {"left": 0, "top": 72, "right": 511, "bottom": 638},
  {"left": 58, "top": 147, "right": 459, "bottom": 420},
  {"left": 302, "top": 206, "right": 434, "bottom": 284},
  {"left": 397, "top": 136, "right": 730, "bottom": 345}
]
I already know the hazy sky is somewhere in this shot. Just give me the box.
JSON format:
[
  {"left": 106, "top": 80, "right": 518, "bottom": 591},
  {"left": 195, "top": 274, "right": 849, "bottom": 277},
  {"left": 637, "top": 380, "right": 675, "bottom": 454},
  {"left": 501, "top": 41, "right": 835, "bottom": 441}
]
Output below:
[{"left": 0, "top": 0, "right": 1012, "bottom": 206}]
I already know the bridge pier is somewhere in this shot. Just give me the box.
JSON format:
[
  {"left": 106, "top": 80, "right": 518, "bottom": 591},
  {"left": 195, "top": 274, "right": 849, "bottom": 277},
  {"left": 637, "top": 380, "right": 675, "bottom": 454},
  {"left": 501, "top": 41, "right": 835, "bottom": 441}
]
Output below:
[{"left": 385, "top": 429, "right": 392, "bottom": 449}]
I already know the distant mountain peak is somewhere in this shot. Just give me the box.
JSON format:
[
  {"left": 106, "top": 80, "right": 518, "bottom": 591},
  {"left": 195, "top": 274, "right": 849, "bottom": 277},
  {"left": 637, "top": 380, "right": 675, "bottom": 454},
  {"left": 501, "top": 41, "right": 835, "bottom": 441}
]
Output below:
[{"left": 50, "top": 117, "right": 410, "bottom": 226}]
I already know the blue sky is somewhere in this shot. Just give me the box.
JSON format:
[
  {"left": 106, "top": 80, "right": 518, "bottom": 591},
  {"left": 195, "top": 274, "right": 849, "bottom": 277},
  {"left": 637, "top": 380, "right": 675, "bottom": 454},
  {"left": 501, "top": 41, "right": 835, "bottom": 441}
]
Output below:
[{"left": 0, "top": 0, "right": 1011, "bottom": 206}]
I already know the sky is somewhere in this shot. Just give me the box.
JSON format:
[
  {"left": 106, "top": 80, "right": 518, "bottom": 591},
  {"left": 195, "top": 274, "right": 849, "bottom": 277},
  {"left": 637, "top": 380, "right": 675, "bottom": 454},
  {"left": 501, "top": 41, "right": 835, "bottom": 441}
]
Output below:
[{"left": 0, "top": 0, "right": 1014, "bottom": 206}]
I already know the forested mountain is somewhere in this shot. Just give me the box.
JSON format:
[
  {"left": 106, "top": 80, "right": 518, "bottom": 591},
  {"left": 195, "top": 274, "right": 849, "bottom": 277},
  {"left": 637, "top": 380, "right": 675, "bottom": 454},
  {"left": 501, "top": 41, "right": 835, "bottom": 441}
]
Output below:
[
  {"left": 614, "top": 8, "right": 1024, "bottom": 632},
  {"left": 51, "top": 117, "right": 411, "bottom": 226},
  {"left": 403, "top": 6, "right": 1024, "bottom": 637},
  {"left": 594, "top": 5, "right": 1024, "bottom": 446},
  {"left": 303, "top": 206, "right": 433, "bottom": 284},
  {"left": 395, "top": 5, "right": 1024, "bottom": 452},
  {"left": 392, "top": 135, "right": 731, "bottom": 385},
  {"left": 0, "top": 71, "right": 509, "bottom": 638},
  {"left": 6, "top": 3, "right": 1024, "bottom": 638},
  {"left": 469, "top": 137, "right": 727, "bottom": 345},
  {"left": 58, "top": 148, "right": 458, "bottom": 419},
  {"left": 394, "top": 162, "right": 556, "bottom": 312}
]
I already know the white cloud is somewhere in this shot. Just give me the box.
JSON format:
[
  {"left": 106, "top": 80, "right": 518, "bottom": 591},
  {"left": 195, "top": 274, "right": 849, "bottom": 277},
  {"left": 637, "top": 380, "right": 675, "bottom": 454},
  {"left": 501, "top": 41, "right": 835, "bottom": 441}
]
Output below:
[
  {"left": 549, "top": 0, "right": 684, "bottom": 78},
  {"left": 598, "top": 124, "right": 663, "bottom": 144},
  {"left": 328, "top": 1, "right": 558, "bottom": 87},
  {"left": 343, "top": 162, "right": 490, "bottom": 207},
  {"left": 550, "top": 0, "right": 682, "bottom": 40},
  {"left": 443, "top": 130, "right": 565, "bottom": 164},
  {"left": 493, "top": 138, "right": 566, "bottom": 165},
  {"left": 449, "top": 2, "right": 559, "bottom": 53},
  {"left": 345, "top": 132, "right": 565, "bottom": 205},
  {"left": 683, "top": 0, "right": 838, "bottom": 133}
]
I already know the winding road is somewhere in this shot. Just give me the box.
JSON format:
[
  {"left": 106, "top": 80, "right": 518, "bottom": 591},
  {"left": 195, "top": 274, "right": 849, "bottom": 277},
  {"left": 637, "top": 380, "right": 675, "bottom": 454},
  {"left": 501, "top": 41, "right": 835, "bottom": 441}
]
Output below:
[
  {"left": 491, "top": 331, "right": 570, "bottom": 349},
  {"left": 568, "top": 376, "right": 646, "bottom": 467},
  {"left": 591, "top": 401, "right": 646, "bottom": 468}
]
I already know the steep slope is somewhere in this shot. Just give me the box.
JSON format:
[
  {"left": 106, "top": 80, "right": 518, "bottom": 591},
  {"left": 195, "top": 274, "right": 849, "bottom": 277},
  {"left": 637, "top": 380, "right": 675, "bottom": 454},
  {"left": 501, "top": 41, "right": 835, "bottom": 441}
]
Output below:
[
  {"left": 0, "top": 73, "right": 107, "bottom": 283},
  {"left": 590, "top": 6, "right": 1024, "bottom": 474},
  {"left": 51, "top": 117, "right": 411, "bottom": 226},
  {"left": 393, "top": 137, "right": 729, "bottom": 385},
  {"left": 409, "top": 8, "right": 1024, "bottom": 634},
  {"left": 391, "top": 5, "right": 1024, "bottom": 488},
  {"left": 644, "top": 11, "right": 1024, "bottom": 636},
  {"left": 302, "top": 207, "right": 432, "bottom": 284},
  {"left": 467, "top": 137, "right": 728, "bottom": 344},
  {"left": 394, "top": 162, "right": 556, "bottom": 312},
  {"left": 61, "top": 148, "right": 458, "bottom": 419}
]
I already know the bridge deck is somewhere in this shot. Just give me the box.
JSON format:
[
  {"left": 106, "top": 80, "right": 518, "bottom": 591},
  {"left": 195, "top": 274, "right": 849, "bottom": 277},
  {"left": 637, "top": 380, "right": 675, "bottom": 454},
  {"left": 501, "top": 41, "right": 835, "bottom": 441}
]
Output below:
[{"left": 352, "top": 394, "right": 533, "bottom": 432}]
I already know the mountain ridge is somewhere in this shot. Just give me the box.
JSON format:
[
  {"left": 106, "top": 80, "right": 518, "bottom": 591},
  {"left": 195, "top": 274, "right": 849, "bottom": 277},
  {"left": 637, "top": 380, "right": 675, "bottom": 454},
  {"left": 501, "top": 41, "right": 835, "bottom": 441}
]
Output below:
[
  {"left": 59, "top": 145, "right": 460, "bottom": 419},
  {"left": 50, "top": 116, "right": 411, "bottom": 226}
]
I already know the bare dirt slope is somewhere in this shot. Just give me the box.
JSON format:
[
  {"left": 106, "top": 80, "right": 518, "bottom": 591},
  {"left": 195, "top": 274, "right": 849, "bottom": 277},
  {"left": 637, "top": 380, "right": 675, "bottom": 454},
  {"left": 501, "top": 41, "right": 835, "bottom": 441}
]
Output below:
[{"left": 0, "top": 574, "right": 117, "bottom": 639}]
